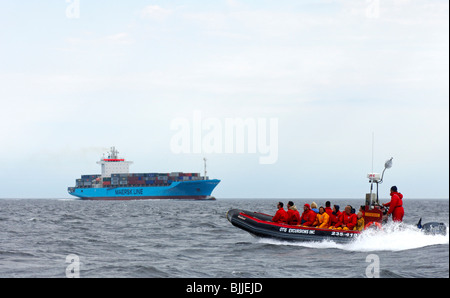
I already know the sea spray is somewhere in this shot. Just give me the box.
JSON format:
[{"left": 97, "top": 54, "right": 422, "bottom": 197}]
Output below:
[
  {"left": 345, "top": 222, "right": 449, "bottom": 252},
  {"left": 258, "top": 222, "right": 449, "bottom": 252}
]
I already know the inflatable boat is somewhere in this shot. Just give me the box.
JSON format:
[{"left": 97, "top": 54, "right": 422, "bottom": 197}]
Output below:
[
  {"left": 227, "top": 209, "right": 360, "bottom": 243},
  {"left": 227, "top": 158, "right": 447, "bottom": 242}
]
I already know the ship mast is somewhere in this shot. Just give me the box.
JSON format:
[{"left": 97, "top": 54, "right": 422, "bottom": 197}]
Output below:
[
  {"left": 109, "top": 146, "right": 119, "bottom": 159},
  {"left": 203, "top": 157, "right": 207, "bottom": 180}
]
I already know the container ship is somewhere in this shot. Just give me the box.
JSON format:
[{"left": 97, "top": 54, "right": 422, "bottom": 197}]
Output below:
[{"left": 67, "top": 147, "right": 220, "bottom": 200}]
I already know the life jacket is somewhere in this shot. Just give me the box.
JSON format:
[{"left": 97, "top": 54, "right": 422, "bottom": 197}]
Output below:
[
  {"left": 391, "top": 192, "right": 403, "bottom": 208},
  {"left": 300, "top": 209, "right": 316, "bottom": 226},
  {"left": 314, "top": 212, "right": 330, "bottom": 228},
  {"left": 287, "top": 206, "right": 300, "bottom": 225},
  {"left": 386, "top": 192, "right": 404, "bottom": 222},
  {"left": 337, "top": 212, "right": 357, "bottom": 230},
  {"left": 354, "top": 217, "right": 365, "bottom": 231},
  {"left": 272, "top": 208, "right": 288, "bottom": 223},
  {"left": 330, "top": 210, "right": 341, "bottom": 225}
]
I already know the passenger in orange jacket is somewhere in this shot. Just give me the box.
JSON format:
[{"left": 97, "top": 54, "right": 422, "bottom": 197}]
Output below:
[
  {"left": 300, "top": 204, "right": 316, "bottom": 226},
  {"left": 313, "top": 206, "right": 330, "bottom": 229},
  {"left": 272, "top": 202, "right": 288, "bottom": 223},
  {"left": 334, "top": 205, "right": 357, "bottom": 230},
  {"left": 286, "top": 201, "right": 300, "bottom": 225},
  {"left": 383, "top": 186, "right": 404, "bottom": 222}
]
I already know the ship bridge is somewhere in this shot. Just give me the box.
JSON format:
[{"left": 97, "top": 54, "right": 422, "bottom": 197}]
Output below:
[{"left": 97, "top": 146, "right": 133, "bottom": 177}]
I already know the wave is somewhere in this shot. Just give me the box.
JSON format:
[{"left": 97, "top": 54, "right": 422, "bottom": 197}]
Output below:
[
  {"left": 258, "top": 222, "right": 449, "bottom": 252},
  {"left": 345, "top": 222, "right": 449, "bottom": 252}
]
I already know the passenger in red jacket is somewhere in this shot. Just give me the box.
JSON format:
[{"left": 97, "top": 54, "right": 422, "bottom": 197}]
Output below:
[
  {"left": 329, "top": 205, "right": 341, "bottom": 228},
  {"left": 300, "top": 204, "right": 316, "bottom": 226},
  {"left": 325, "top": 201, "right": 333, "bottom": 218},
  {"left": 383, "top": 186, "right": 404, "bottom": 222},
  {"left": 286, "top": 201, "right": 300, "bottom": 225},
  {"left": 272, "top": 202, "right": 288, "bottom": 223},
  {"left": 334, "top": 205, "right": 357, "bottom": 230}
]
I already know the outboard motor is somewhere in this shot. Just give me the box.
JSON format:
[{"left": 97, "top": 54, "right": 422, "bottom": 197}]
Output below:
[{"left": 417, "top": 218, "right": 447, "bottom": 236}]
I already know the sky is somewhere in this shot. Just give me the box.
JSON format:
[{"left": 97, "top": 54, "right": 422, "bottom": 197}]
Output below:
[{"left": 0, "top": 0, "right": 448, "bottom": 199}]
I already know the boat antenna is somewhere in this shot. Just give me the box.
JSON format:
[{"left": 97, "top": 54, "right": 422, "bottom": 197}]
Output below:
[
  {"left": 371, "top": 132, "right": 374, "bottom": 174},
  {"left": 369, "top": 133, "right": 375, "bottom": 202}
]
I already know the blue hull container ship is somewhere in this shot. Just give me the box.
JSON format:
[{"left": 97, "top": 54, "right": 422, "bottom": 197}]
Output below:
[{"left": 68, "top": 147, "right": 220, "bottom": 200}]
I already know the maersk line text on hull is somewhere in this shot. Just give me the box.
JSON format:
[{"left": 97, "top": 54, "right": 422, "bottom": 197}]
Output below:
[{"left": 115, "top": 188, "right": 144, "bottom": 195}]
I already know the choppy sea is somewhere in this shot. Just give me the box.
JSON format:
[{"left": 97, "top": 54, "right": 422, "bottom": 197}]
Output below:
[{"left": 0, "top": 198, "right": 448, "bottom": 278}]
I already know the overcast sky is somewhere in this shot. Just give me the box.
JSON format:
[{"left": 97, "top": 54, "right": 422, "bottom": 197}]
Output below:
[{"left": 0, "top": 0, "right": 448, "bottom": 199}]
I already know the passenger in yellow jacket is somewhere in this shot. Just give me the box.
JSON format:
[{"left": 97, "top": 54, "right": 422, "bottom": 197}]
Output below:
[
  {"left": 313, "top": 207, "right": 330, "bottom": 229},
  {"left": 354, "top": 211, "right": 365, "bottom": 231}
]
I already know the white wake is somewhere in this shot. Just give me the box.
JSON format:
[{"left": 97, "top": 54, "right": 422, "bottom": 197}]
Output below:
[{"left": 258, "top": 222, "right": 449, "bottom": 252}]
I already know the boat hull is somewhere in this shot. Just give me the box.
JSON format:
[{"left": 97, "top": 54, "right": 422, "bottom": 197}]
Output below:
[
  {"left": 69, "top": 180, "right": 220, "bottom": 201},
  {"left": 227, "top": 209, "right": 360, "bottom": 243}
]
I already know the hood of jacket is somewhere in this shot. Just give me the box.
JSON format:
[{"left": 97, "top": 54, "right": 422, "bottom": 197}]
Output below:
[{"left": 391, "top": 192, "right": 403, "bottom": 199}]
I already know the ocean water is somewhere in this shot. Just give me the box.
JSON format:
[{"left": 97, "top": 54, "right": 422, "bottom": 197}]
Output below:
[{"left": 0, "top": 198, "right": 448, "bottom": 278}]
